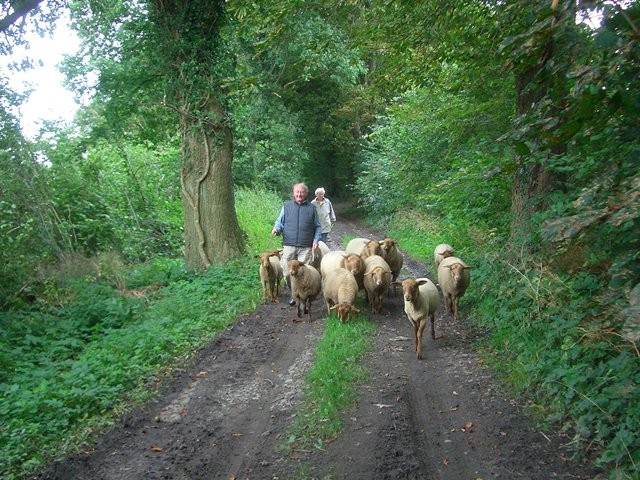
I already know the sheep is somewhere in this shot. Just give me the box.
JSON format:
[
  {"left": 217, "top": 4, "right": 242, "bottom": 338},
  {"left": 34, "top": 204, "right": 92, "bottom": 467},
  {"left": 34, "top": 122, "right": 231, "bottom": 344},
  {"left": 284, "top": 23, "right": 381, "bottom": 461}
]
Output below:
[
  {"left": 437, "top": 256, "right": 471, "bottom": 321},
  {"left": 363, "top": 255, "right": 392, "bottom": 314},
  {"left": 320, "top": 250, "right": 365, "bottom": 287},
  {"left": 434, "top": 243, "right": 455, "bottom": 271},
  {"left": 322, "top": 267, "right": 360, "bottom": 322},
  {"left": 391, "top": 277, "right": 440, "bottom": 360},
  {"left": 255, "top": 249, "right": 283, "bottom": 304},
  {"left": 288, "top": 259, "right": 322, "bottom": 322},
  {"left": 345, "top": 237, "right": 383, "bottom": 260},
  {"left": 379, "top": 238, "right": 404, "bottom": 283},
  {"left": 318, "top": 240, "right": 331, "bottom": 256}
]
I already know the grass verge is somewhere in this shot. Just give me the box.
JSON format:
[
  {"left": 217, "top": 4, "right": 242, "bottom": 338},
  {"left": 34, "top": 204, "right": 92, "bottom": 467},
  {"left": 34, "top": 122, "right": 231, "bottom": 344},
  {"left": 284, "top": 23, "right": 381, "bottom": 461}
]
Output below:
[{"left": 284, "top": 313, "right": 375, "bottom": 451}]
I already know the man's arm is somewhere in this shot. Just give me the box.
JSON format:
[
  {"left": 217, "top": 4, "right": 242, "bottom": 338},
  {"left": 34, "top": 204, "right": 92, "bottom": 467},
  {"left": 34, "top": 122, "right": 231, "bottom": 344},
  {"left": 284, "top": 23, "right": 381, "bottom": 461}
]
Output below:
[{"left": 272, "top": 206, "right": 285, "bottom": 235}]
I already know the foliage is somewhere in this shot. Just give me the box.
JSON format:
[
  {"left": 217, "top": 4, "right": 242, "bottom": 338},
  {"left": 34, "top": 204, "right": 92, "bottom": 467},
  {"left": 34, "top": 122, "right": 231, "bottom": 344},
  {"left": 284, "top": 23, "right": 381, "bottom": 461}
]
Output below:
[
  {"left": 354, "top": 87, "right": 512, "bottom": 229},
  {"left": 0, "top": 186, "right": 279, "bottom": 479},
  {"left": 230, "top": 93, "right": 308, "bottom": 194},
  {"left": 234, "top": 187, "right": 284, "bottom": 255},
  {"left": 286, "top": 314, "right": 374, "bottom": 449}
]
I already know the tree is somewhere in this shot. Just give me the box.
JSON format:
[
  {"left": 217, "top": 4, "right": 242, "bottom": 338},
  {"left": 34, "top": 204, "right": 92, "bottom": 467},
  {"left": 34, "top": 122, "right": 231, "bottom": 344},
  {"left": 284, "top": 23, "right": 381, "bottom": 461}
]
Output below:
[{"left": 67, "top": 1, "right": 245, "bottom": 269}]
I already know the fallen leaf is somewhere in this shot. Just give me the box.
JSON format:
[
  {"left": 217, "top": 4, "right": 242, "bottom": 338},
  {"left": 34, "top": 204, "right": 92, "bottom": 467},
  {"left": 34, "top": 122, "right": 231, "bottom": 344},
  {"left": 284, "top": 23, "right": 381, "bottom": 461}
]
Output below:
[
  {"left": 325, "top": 437, "right": 336, "bottom": 445},
  {"left": 443, "top": 458, "right": 449, "bottom": 466},
  {"left": 462, "top": 421, "right": 474, "bottom": 432},
  {"left": 150, "top": 445, "right": 163, "bottom": 452},
  {"left": 231, "top": 432, "right": 243, "bottom": 437},
  {"left": 452, "top": 391, "right": 459, "bottom": 396},
  {"left": 374, "top": 403, "right": 394, "bottom": 409},
  {"left": 196, "top": 371, "right": 208, "bottom": 378}
]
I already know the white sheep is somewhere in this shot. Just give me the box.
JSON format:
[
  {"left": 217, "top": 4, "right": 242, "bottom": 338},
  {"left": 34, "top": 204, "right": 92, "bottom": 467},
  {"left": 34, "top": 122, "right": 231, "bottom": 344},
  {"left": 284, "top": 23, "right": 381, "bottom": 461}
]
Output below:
[
  {"left": 345, "top": 237, "right": 382, "bottom": 260},
  {"left": 320, "top": 250, "right": 365, "bottom": 288},
  {"left": 288, "top": 259, "right": 322, "bottom": 322},
  {"left": 363, "top": 255, "right": 392, "bottom": 314},
  {"left": 437, "top": 256, "right": 471, "bottom": 321},
  {"left": 434, "top": 243, "right": 455, "bottom": 271},
  {"left": 255, "top": 250, "right": 283, "bottom": 304},
  {"left": 391, "top": 277, "right": 440, "bottom": 360},
  {"left": 322, "top": 267, "right": 360, "bottom": 323}
]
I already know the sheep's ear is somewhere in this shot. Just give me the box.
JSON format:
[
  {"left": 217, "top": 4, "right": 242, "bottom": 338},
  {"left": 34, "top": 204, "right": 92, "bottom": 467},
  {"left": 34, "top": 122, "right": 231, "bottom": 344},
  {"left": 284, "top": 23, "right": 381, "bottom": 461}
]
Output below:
[
  {"left": 329, "top": 304, "right": 337, "bottom": 311},
  {"left": 352, "top": 306, "right": 360, "bottom": 313},
  {"left": 416, "top": 279, "right": 430, "bottom": 286},
  {"left": 391, "top": 281, "right": 400, "bottom": 286},
  {"left": 464, "top": 266, "right": 472, "bottom": 270},
  {"left": 254, "top": 254, "right": 261, "bottom": 259}
]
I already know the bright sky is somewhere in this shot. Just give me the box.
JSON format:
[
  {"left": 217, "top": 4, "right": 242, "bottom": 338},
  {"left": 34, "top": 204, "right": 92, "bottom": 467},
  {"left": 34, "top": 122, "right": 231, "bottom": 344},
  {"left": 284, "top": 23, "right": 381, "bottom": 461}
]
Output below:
[{"left": 6, "top": 16, "right": 81, "bottom": 139}]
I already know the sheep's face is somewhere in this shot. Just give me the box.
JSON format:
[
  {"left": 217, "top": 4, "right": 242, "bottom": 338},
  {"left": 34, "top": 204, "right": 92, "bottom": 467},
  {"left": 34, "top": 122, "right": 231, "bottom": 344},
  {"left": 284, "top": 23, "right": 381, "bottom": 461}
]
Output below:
[
  {"left": 288, "top": 259, "right": 304, "bottom": 277},
  {"left": 400, "top": 279, "right": 419, "bottom": 303},
  {"left": 258, "top": 250, "right": 280, "bottom": 269},
  {"left": 379, "top": 238, "right": 397, "bottom": 255},
  {"left": 370, "top": 267, "right": 388, "bottom": 286},
  {"left": 343, "top": 254, "right": 365, "bottom": 275},
  {"left": 365, "top": 240, "right": 383, "bottom": 257},
  {"left": 331, "top": 303, "right": 359, "bottom": 323},
  {"left": 447, "top": 263, "right": 466, "bottom": 283},
  {"left": 258, "top": 254, "right": 272, "bottom": 269}
]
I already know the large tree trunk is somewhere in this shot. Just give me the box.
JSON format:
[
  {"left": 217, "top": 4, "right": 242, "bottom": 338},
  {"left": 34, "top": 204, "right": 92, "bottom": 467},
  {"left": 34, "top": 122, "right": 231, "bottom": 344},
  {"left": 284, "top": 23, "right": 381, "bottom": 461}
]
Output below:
[
  {"left": 147, "top": 0, "right": 245, "bottom": 270},
  {"left": 180, "top": 97, "right": 245, "bottom": 270},
  {"left": 510, "top": 0, "right": 569, "bottom": 244}
]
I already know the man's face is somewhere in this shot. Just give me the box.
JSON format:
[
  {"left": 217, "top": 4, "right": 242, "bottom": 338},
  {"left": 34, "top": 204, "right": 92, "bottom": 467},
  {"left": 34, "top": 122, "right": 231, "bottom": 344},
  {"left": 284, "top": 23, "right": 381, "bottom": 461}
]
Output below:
[{"left": 294, "top": 186, "right": 307, "bottom": 203}]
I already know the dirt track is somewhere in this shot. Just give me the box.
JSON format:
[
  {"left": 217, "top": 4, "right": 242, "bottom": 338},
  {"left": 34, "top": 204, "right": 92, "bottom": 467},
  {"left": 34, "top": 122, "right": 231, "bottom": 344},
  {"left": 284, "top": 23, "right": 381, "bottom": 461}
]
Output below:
[{"left": 31, "top": 213, "right": 602, "bottom": 480}]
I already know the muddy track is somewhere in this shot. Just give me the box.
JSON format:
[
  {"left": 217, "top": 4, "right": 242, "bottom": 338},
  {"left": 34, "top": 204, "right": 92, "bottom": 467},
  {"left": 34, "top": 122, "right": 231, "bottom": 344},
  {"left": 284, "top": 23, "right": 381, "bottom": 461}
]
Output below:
[{"left": 31, "top": 212, "right": 601, "bottom": 480}]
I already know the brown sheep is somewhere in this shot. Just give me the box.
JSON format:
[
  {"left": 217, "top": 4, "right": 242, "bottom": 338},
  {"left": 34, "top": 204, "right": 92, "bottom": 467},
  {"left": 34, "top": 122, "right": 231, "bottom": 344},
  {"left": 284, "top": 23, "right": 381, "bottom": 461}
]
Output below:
[
  {"left": 379, "top": 238, "right": 404, "bottom": 283},
  {"left": 255, "top": 250, "right": 283, "bottom": 304},
  {"left": 288, "top": 260, "right": 322, "bottom": 322},
  {"left": 437, "top": 256, "right": 471, "bottom": 321}
]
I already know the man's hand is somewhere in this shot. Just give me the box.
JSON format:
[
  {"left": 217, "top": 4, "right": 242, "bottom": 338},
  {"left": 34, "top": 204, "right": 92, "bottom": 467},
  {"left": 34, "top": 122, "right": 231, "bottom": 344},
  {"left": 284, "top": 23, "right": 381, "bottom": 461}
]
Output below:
[{"left": 272, "top": 228, "right": 279, "bottom": 236}]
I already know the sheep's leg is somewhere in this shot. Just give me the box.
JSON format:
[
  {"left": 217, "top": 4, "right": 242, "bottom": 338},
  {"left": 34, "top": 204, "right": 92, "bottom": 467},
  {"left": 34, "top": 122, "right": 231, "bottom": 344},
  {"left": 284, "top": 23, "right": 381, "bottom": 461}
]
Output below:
[
  {"left": 429, "top": 313, "right": 435, "bottom": 339},
  {"left": 306, "top": 299, "right": 313, "bottom": 322},
  {"left": 453, "top": 296, "right": 459, "bottom": 321},
  {"left": 412, "top": 321, "right": 419, "bottom": 353},
  {"left": 262, "top": 281, "right": 268, "bottom": 304},
  {"left": 416, "top": 319, "right": 427, "bottom": 360},
  {"left": 296, "top": 301, "right": 302, "bottom": 318}
]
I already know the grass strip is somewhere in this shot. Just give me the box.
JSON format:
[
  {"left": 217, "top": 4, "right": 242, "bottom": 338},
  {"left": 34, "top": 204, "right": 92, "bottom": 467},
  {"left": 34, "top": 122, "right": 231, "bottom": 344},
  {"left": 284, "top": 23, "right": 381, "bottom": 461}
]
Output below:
[{"left": 285, "top": 313, "right": 375, "bottom": 451}]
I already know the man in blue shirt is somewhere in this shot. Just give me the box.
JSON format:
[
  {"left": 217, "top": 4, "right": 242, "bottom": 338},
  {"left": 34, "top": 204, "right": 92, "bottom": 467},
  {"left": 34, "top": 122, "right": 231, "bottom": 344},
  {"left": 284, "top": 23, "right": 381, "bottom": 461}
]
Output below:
[{"left": 272, "top": 183, "right": 322, "bottom": 306}]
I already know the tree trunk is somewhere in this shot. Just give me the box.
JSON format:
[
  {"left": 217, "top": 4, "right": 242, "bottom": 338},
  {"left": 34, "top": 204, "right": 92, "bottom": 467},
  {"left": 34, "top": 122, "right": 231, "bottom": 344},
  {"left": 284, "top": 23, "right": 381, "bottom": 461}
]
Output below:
[
  {"left": 180, "top": 97, "right": 245, "bottom": 270},
  {"left": 510, "top": 0, "right": 569, "bottom": 244}
]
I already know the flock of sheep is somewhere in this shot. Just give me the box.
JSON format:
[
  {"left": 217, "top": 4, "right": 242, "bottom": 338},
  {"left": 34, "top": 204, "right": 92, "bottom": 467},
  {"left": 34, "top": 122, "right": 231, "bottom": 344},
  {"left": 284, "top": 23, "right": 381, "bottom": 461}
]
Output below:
[{"left": 255, "top": 239, "right": 471, "bottom": 359}]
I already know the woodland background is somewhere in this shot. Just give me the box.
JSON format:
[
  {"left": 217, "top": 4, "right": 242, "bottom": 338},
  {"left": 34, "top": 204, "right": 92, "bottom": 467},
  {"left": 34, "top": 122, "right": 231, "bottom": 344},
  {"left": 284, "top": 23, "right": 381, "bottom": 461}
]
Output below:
[{"left": 0, "top": 1, "right": 638, "bottom": 479}]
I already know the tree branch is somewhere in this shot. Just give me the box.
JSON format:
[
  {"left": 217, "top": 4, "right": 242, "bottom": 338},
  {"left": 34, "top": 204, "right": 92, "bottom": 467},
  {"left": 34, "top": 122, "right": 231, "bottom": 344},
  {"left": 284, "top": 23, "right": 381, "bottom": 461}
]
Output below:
[{"left": 0, "top": 0, "right": 44, "bottom": 34}]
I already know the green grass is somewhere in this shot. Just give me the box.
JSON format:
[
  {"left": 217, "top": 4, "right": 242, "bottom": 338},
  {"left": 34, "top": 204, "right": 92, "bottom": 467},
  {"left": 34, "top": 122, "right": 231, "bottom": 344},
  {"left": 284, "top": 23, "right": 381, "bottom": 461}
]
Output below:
[
  {"left": 284, "top": 313, "right": 375, "bottom": 450},
  {"left": 0, "top": 187, "right": 279, "bottom": 480},
  {"left": 0, "top": 258, "right": 260, "bottom": 479}
]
